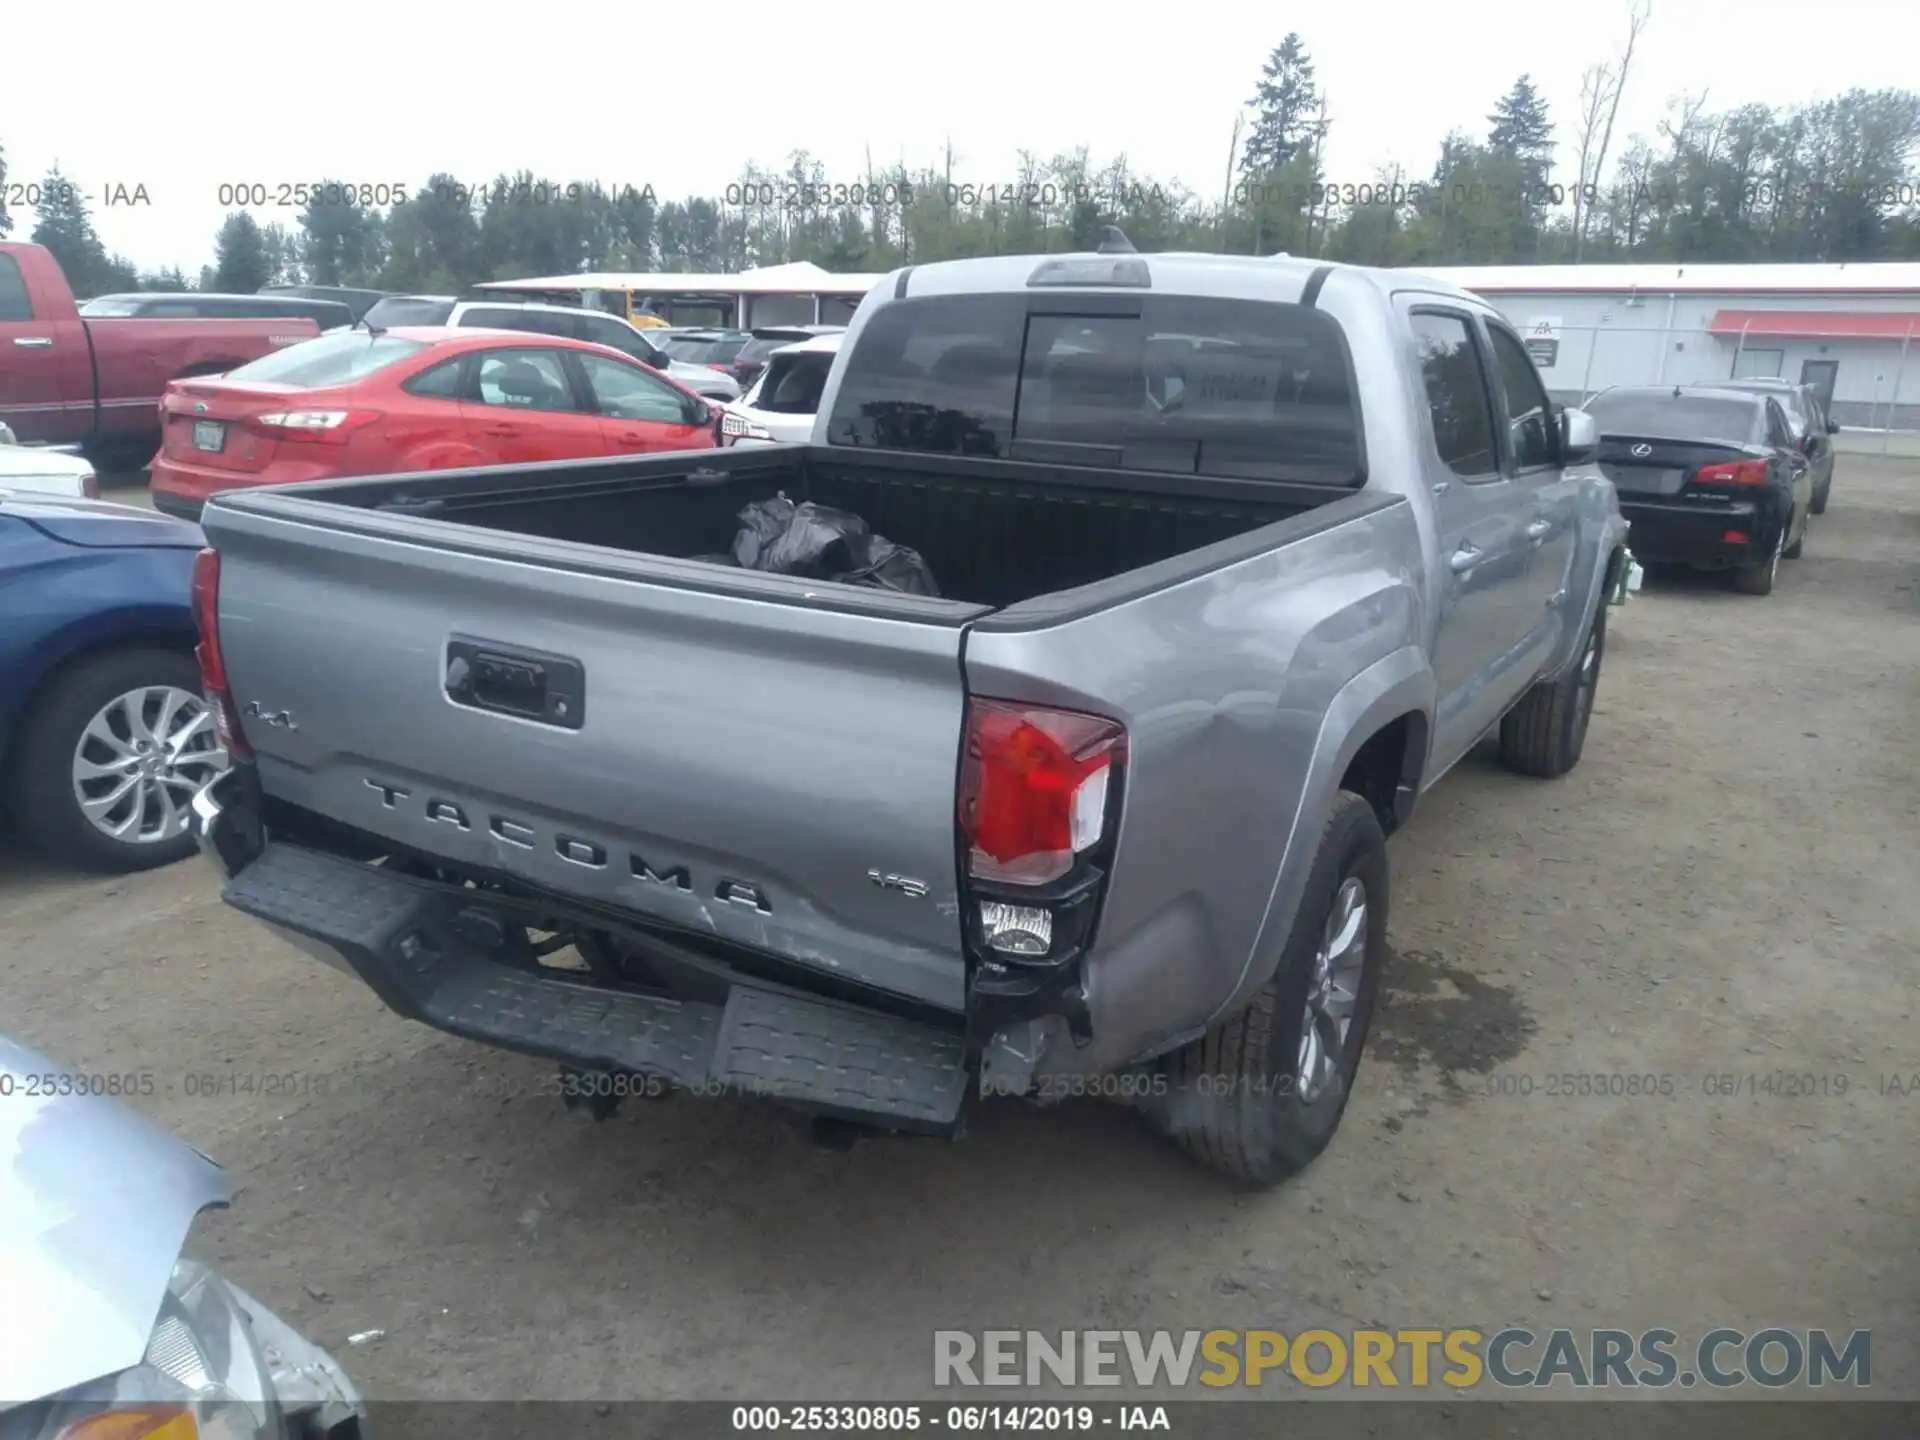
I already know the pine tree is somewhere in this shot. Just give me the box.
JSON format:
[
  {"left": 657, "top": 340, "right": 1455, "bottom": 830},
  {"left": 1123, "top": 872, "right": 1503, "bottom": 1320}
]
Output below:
[
  {"left": 1240, "top": 34, "right": 1323, "bottom": 178},
  {"left": 212, "top": 212, "right": 271, "bottom": 292},
  {"left": 1488, "top": 76, "right": 1555, "bottom": 174},
  {"left": 30, "top": 167, "right": 110, "bottom": 295}
]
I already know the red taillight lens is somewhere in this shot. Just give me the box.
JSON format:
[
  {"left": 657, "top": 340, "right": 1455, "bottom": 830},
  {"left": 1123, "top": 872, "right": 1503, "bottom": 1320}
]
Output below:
[
  {"left": 191, "top": 548, "right": 253, "bottom": 759},
  {"left": 252, "top": 408, "right": 383, "bottom": 445},
  {"left": 959, "top": 700, "right": 1125, "bottom": 885},
  {"left": 1694, "top": 458, "right": 1769, "bottom": 486}
]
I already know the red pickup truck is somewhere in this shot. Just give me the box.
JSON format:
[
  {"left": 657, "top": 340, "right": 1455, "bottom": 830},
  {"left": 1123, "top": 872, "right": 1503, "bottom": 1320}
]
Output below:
[{"left": 0, "top": 242, "right": 319, "bottom": 468}]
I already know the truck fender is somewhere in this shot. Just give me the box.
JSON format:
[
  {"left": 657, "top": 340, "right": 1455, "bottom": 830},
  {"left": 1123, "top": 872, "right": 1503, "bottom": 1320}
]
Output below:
[
  {"left": 1538, "top": 501, "right": 1631, "bottom": 683},
  {"left": 1204, "top": 644, "right": 1435, "bottom": 1029}
]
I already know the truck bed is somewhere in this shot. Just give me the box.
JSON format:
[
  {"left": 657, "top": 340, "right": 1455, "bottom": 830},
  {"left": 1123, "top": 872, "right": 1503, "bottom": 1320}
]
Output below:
[{"left": 282, "top": 446, "right": 1330, "bottom": 609}]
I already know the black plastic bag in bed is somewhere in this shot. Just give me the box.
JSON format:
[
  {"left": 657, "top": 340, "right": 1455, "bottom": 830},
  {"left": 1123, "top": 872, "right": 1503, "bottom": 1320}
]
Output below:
[{"left": 730, "top": 495, "right": 939, "bottom": 596}]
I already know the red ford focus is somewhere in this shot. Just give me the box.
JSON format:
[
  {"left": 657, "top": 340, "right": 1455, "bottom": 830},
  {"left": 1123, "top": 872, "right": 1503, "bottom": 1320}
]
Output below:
[{"left": 150, "top": 326, "right": 722, "bottom": 521}]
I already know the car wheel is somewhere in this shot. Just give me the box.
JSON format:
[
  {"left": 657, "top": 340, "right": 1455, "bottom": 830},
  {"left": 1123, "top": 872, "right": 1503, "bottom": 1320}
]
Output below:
[
  {"left": 1731, "top": 524, "right": 1784, "bottom": 595},
  {"left": 1782, "top": 512, "right": 1805, "bottom": 561},
  {"left": 1154, "top": 791, "right": 1388, "bottom": 1186},
  {"left": 1498, "top": 600, "right": 1607, "bottom": 779},
  {"left": 1811, "top": 479, "right": 1830, "bottom": 516},
  {"left": 10, "top": 648, "right": 229, "bottom": 872}
]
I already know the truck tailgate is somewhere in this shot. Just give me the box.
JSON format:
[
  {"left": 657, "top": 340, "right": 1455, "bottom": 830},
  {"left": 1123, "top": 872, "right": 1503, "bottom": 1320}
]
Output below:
[{"left": 205, "top": 502, "right": 986, "bottom": 1011}]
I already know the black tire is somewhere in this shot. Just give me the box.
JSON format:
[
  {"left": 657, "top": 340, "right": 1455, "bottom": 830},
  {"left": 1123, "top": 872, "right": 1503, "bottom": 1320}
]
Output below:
[
  {"left": 1499, "top": 600, "right": 1607, "bottom": 779},
  {"left": 9, "top": 648, "right": 208, "bottom": 873},
  {"left": 1730, "top": 525, "right": 1783, "bottom": 595},
  {"left": 1811, "top": 480, "right": 1830, "bottom": 516},
  {"left": 1156, "top": 791, "right": 1389, "bottom": 1187},
  {"left": 1782, "top": 524, "right": 1805, "bottom": 561}
]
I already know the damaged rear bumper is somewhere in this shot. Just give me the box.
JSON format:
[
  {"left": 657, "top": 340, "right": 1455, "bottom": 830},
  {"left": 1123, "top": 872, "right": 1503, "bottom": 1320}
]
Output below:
[{"left": 191, "top": 769, "right": 970, "bottom": 1133}]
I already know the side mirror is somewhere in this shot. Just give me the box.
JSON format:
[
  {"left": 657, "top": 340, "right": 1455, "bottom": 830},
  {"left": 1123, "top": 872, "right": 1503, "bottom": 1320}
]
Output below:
[
  {"left": 1560, "top": 406, "right": 1599, "bottom": 466},
  {"left": 639, "top": 345, "right": 669, "bottom": 370},
  {"left": 1827, "top": 418, "right": 1841, "bottom": 435}
]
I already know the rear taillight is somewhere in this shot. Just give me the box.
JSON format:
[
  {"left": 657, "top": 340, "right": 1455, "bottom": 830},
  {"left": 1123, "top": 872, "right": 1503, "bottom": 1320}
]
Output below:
[
  {"left": 1694, "top": 458, "right": 1769, "bottom": 487},
  {"left": 960, "top": 700, "right": 1125, "bottom": 887},
  {"left": 191, "top": 548, "right": 253, "bottom": 760},
  {"left": 252, "top": 409, "right": 382, "bottom": 445}
]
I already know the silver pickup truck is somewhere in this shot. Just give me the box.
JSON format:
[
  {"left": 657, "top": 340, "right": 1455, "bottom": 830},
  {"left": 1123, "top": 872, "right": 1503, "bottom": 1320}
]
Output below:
[{"left": 189, "top": 241, "right": 1628, "bottom": 1185}]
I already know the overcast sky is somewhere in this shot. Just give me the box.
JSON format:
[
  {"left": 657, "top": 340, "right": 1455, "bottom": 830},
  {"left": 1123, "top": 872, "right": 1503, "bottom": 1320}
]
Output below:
[{"left": 3, "top": 0, "right": 1911, "bottom": 274}]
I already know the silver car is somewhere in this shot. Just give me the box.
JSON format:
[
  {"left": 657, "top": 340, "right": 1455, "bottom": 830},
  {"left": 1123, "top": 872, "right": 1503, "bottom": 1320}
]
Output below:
[{"left": 0, "top": 1036, "right": 366, "bottom": 1437}]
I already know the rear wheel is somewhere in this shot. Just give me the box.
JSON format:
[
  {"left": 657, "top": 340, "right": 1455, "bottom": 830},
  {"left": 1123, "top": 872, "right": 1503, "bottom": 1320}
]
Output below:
[
  {"left": 1156, "top": 791, "right": 1388, "bottom": 1186},
  {"left": 1731, "top": 524, "right": 1785, "bottom": 595},
  {"left": 9, "top": 649, "right": 228, "bottom": 872},
  {"left": 1498, "top": 600, "right": 1607, "bottom": 779}
]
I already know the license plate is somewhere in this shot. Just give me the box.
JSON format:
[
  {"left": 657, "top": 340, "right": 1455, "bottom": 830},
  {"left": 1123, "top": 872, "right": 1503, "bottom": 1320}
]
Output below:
[{"left": 192, "top": 420, "right": 225, "bottom": 453}]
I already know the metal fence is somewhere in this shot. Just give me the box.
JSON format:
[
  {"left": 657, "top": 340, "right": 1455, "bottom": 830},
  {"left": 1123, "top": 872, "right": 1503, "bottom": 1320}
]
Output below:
[{"left": 1516, "top": 319, "right": 1920, "bottom": 443}]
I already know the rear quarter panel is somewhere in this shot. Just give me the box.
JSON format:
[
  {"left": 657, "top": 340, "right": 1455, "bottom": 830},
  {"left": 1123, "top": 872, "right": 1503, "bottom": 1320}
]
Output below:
[
  {"left": 0, "top": 521, "right": 199, "bottom": 758},
  {"left": 84, "top": 318, "right": 320, "bottom": 441},
  {"left": 963, "top": 491, "right": 1431, "bottom": 1076}
]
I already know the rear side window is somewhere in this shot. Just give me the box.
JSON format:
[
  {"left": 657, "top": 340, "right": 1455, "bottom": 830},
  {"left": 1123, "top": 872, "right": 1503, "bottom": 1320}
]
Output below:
[
  {"left": 405, "top": 357, "right": 466, "bottom": 399},
  {"left": 1586, "top": 392, "right": 1761, "bottom": 447},
  {"left": 826, "top": 294, "right": 1361, "bottom": 482},
  {"left": 756, "top": 352, "right": 833, "bottom": 414},
  {"left": 224, "top": 331, "right": 428, "bottom": 386},
  {"left": 0, "top": 256, "right": 34, "bottom": 320},
  {"left": 1409, "top": 313, "right": 1498, "bottom": 477}
]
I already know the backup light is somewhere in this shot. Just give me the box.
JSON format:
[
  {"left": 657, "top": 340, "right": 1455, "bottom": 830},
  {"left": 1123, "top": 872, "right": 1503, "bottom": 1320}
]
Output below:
[{"left": 979, "top": 902, "right": 1053, "bottom": 957}]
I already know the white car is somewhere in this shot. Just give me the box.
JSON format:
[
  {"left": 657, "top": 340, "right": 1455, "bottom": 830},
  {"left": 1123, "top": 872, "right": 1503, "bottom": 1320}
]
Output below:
[
  {"left": 0, "top": 423, "right": 99, "bottom": 498},
  {"left": 720, "top": 331, "right": 844, "bottom": 446},
  {"left": 357, "top": 296, "right": 743, "bottom": 401}
]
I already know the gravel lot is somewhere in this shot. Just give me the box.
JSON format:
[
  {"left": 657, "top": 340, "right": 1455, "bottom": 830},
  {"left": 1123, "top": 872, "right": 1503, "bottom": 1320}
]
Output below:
[{"left": 4, "top": 459, "right": 1918, "bottom": 1404}]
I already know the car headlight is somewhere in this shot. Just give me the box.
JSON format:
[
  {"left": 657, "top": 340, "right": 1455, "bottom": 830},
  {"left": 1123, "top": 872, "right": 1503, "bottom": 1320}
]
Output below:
[{"left": 20, "top": 1262, "right": 283, "bottom": 1440}]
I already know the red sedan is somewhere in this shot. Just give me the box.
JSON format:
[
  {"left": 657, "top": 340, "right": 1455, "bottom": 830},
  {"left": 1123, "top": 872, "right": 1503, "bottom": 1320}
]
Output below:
[{"left": 150, "top": 327, "right": 722, "bottom": 520}]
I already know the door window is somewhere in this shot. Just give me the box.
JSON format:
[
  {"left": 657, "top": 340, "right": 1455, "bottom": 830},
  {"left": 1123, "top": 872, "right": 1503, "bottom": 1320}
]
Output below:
[
  {"left": 576, "top": 352, "right": 694, "bottom": 423},
  {"left": 0, "top": 256, "right": 34, "bottom": 320},
  {"left": 1409, "top": 312, "right": 1499, "bottom": 479},
  {"left": 1485, "top": 324, "right": 1558, "bottom": 471},
  {"left": 472, "top": 349, "right": 579, "bottom": 412}
]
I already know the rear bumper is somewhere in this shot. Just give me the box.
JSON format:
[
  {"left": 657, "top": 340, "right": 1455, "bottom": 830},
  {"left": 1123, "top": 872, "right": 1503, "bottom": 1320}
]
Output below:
[
  {"left": 150, "top": 489, "right": 204, "bottom": 522},
  {"left": 190, "top": 769, "right": 970, "bottom": 1132},
  {"left": 1619, "top": 497, "right": 1779, "bottom": 570}
]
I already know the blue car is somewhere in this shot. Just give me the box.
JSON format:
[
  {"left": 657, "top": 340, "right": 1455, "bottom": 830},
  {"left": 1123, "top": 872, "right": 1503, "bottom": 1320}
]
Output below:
[{"left": 0, "top": 492, "right": 226, "bottom": 871}]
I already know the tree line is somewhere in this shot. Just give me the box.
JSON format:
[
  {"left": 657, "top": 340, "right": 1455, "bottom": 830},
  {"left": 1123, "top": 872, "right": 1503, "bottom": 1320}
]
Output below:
[{"left": 5, "top": 22, "right": 1918, "bottom": 298}]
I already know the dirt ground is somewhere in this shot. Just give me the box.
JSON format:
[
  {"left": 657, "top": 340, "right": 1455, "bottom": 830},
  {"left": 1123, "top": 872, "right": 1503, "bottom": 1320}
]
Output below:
[{"left": 4, "top": 459, "right": 1918, "bottom": 1404}]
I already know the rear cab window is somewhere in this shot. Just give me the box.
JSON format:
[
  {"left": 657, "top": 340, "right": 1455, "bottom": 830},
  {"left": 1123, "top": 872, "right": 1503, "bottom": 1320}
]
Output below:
[
  {"left": 824, "top": 294, "right": 1362, "bottom": 483},
  {"left": 224, "top": 331, "right": 428, "bottom": 386}
]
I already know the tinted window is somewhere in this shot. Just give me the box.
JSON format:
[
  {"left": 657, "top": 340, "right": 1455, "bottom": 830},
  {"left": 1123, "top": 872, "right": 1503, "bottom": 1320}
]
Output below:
[
  {"left": 826, "top": 294, "right": 1360, "bottom": 481},
  {"left": 669, "top": 333, "right": 750, "bottom": 364},
  {"left": 473, "top": 349, "right": 577, "bottom": 411},
  {"left": 363, "top": 297, "right": 455, "bottom": 328},
  {"left": 577, "top": 353, "right": 693, "bottom": 423},
  {"left": 577, "top": 313, "right": 656, "bottom": 360},
  {"left": 0, "top": 258, "right": 36, "bottom": 320},
  {"left": 1486, "top": 325, "right": 1557, "bottom": 470},
  {"left": 1409, "top": 313, "right": 1498, "bottom": 477},
  {"left": 755, "top": 352, "right": 834, "bottom": 415},
  {"left": 1586, "top": 392, "right": 1762, "bottom": 447},
  {"left": 1765, "top": 401, "right": 1793, "bottom": 448},
  {"left": 405, "top": 357, "right": 466, "bottom": 400},
  {"left": 223, "top": 332, "right": 427, "bottom": 387}
]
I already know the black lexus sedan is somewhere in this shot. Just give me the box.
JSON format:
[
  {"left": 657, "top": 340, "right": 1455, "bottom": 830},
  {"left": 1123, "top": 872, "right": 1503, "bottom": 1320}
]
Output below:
[{"left": 1584, "top": 385, "right": 1814, "bottom": 597}]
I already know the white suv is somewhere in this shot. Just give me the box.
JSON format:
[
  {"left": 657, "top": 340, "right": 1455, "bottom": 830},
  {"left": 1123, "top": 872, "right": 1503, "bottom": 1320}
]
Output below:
[
  {"left": 720, "top": 331, "right": 843, "bottom": 446},
  {"left": 360, "top": 297, "right": 743, "bottom": 401}
]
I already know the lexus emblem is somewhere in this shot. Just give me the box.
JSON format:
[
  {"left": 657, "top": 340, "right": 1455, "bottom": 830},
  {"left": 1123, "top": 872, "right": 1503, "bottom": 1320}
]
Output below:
[
  {"left": 194, "top": 402, "right": 209, "bottom": 414},
  {"left": 1630, "top": 442, "right": 1653, "bottom": 458}
]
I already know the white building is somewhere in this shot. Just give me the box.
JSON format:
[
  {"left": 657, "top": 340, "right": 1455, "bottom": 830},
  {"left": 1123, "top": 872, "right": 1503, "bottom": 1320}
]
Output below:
[{"left": 1415, "top": 262, "right": 1920, "bottom": 427}]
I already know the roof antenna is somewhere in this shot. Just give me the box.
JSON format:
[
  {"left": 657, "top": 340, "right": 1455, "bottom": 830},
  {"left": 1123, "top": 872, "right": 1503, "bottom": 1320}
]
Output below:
[{"left": 1096, "top": 226, "right": 1136, "bottom": 255}]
